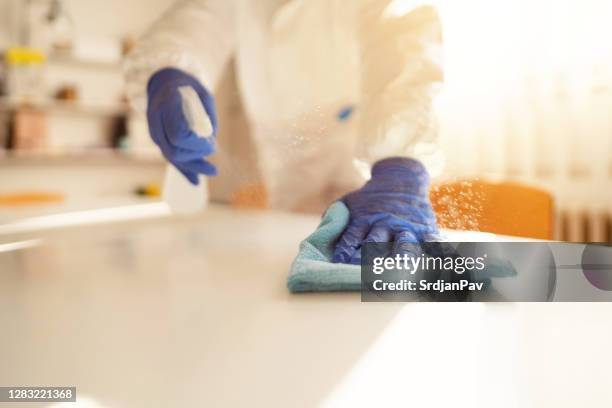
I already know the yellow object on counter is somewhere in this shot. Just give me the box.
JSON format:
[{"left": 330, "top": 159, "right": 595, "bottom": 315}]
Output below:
[
  {"left": 135, "top": 183, "right": 161, "bottom": 197},
  {"left": 5, "top": 47, "right": 46, "bottom": 65}
]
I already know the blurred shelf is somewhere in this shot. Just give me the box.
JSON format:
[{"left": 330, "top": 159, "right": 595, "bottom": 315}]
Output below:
[
  {"left": 0, "top": 148, "right": 164, "bottom": 166},
  {"left": 47, "top": 54, "right": 122, "bottom": 70},
  {"left": 0, "top": 97, "right": 130, "bottom": 116}
]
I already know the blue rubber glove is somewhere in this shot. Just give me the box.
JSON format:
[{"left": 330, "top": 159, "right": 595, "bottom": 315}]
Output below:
[
  {"left": 147, "top": 68, "right": 218, "bottom": 185},
  {"left": 332, "top": 157, "right": 440, "bottom": 264}
]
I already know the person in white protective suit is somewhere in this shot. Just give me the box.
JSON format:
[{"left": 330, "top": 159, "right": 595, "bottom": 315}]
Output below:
[
  {"left": 125, "top": 0, "right": 443, "bottom": 212},
  {"left": 126, "top": 0, "right": 443, "bottom": 263}
]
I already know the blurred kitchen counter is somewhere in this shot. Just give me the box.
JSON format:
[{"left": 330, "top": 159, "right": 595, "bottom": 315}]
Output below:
[
  {"left": 0, "top": 150, "right": 165, "bottom": 232},
  {"left": 0, "top": 205, "right": 611, "bottom": 407},
  {"left": 0, "top": 195, "right": 168, "bottom": 234}
]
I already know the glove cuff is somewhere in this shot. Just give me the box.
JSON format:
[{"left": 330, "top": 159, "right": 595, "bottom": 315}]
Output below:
[{"left": 369, "top": 157, "right": 431, "bottom": 197}]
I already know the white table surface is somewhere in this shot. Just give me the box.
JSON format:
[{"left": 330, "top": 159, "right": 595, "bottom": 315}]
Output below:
[{"left": 0, "top": 205, "right": 611, "bottom": 408}]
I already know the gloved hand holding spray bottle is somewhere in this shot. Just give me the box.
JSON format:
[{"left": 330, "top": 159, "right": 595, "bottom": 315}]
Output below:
[{"left": 147, "top": 68, "right": 218, "bottom": 214}]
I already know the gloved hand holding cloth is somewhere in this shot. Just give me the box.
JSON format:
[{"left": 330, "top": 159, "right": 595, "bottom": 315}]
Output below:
[
  {"left": 287, "top": 157, "right": 441, "bottom": 292},
  {"left": 332, "top": 157, "right": 440, "bottom": 265}
]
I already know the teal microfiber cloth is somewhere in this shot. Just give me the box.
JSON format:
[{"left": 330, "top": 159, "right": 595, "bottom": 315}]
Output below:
[
  {"left": 286, "top": 202, "right": 518, "bottom": 294},
  {"left": 287, "top": 201, "right": 361, "bottom": 292}
]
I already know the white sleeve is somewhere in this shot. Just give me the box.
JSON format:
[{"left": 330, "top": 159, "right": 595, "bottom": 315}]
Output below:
[
  {"left": 356, "top": 0, "right": 444, "bottom": 163},
  {"left": 124, "top": 0, "right": 236, "bottom": 111}
]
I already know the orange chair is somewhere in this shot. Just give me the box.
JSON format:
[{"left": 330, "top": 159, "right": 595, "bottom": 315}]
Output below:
[{"left": 430, "top": 180, "right": 554, "bottom": 240}]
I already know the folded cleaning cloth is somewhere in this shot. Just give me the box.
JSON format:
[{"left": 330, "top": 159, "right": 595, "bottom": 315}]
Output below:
[
  {"left": 286, "top": 202, "right": 517, "bottom": 294},
  {"left": 287, "top": 201, "right": 361, "bottom": 292}
]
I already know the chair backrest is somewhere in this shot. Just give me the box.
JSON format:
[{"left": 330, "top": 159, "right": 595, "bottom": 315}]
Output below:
[{"left": 430, "top": 180, "right": 554, "bottom": 240}]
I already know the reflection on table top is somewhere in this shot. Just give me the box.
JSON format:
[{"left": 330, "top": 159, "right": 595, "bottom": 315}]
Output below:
[{"left": 0, "top": 205, "right": 610, "bottom": 407}]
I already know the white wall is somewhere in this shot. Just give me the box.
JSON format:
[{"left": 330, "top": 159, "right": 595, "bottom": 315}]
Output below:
[
  {"left": 0, "top": 0, "right": 175, "bottom": 46},
  {"left": 435, "top": 0, "right": 612, "bottom": 212},
  {"left": 65, "top": 0, "right": 174, "bottom": 39}
]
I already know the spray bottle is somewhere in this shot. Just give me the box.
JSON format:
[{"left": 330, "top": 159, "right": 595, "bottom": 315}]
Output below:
[{"left": 162, "top": 86, "right": 213, "bottom": 214}]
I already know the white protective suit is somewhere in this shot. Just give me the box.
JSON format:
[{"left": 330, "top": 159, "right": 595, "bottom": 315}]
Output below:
[{"left": 125, "top": 0, "right": 443, "bottom": 211}]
